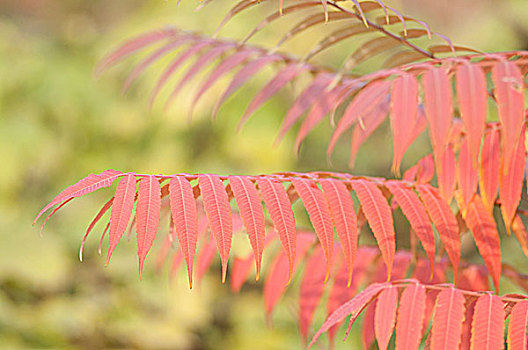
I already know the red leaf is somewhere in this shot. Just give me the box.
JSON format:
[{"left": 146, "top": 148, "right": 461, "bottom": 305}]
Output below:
[
  {"left": 264, "top": 233, "right": 315, "bottom": 316},
  {"left": 470, "top": 294, "right": 505, "bottom": 350},
  {"left": 417, "top": 185, "right": 460, "bottom": 280},
  {"left": 351, "top": 179, "right": 395, "bottom": 279},
  {"left": 309, "top": 282, "right": 388, "bottom": 348},
  {"left": 437, "top": 144, "right": 456, "bottom": 203},
  {"left": 375, "top": 285, "right": 398, "bottom": 350},
  {"left": 456, "top": 63, "right": 487, "bottom": 167},
  {"left": 299, "top": 246, "right": 327, "bottom": 340},
  {"left": 480, "top": 128, "right": 501, "bottom": 211},
  {"left": 327, "top": 81, "right": 391, "bottom": 158},
  {"left": 169, "top": 176, "right": 199, "bottom": 289},
  {"left": 499, "top": 126, "right": 526, "bottom": 233},
  {"left": 422, "top": 67, "right": 453, "bottom": 171},
  {"left": 198, "top": 174, "right": 233, "bottom": 283},
  {"left": 257, "top": 177, "right": 297, "bottom": 282},
  {"left": 107, "top": 174, "right": 137, "bottom": 265},
  {"left": 320, "top": 178, "right": 358, "bottom": 286},
  {"left": 457, "top": 139, "right": 479, "bottom": 209},
  {"left": 35, "top": 169, "right": 122, "bottom": 225},
  {"left": 507, "top": 299, "right": 528, "bottom": 350},
  {"left": 430, "top": 287, "right": 465, "bottom": 350},
  {"left": 292, "top": 178, "right": 334, "bottom": 278},
  {"left": 390, "top": 73, "right": 420, "bottom": 175},
  {"left": 386, "top": 181, "right": 435, "bottom": 268},
  {"left": 464, "top": 195, "right": 502, "bottom": 291},
  {"left": 228, "top": 176, "right": 266, "bottom": 279},
  {"left": 136, "top": 175, "right": 162, "bottom": 278},
  {"left": 492, "top": 60, "right": 525, "bottom": 175},
  {"left": 395, "top": 283, "right": 426, "bottom": 350}
]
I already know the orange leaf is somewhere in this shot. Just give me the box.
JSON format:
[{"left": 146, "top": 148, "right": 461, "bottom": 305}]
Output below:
[
  {"left": 292, "top": 178, "right": 334, "bottom": 278},
  {"left": 169, "top": 176, "right": 199, "bottom": 288},
  {"left": 375, "top": 285, "right": 398, "bottom": 350},
  {"left": 456, "top": 63, "right": 487, "bottom": 167},
  {"left": 430, "top": 287, "right": 465, "bottom": 350},
  {"left": 351, "top": 179, "right": 395, "bottom": 279},
  {"left": 107, "top": 174, "right": 137, "bottom": 265},
  {"left": 507, "top": 299, "right": 528, "bottom": 350},
  {"left": 395, "top": 284, "right": 426, "bottom": 350},
  {"left": 320, "top": 178, "right": 358, "bottom": 286},
  {"left": 199, "top": 174, "right": 233, "bottom": 283},
  {"left": 417, "top": 185, "right": 460, "bottom": 280},
  {"left": 228, "top": 176, "right": 266, "bottom": 280},
  {"left": 470, "top": 294, "right": 505, "bottom": 350},
  {"left": 492, "top": 60, "right": 525, "bottom": 175},
  {"left": 499, "top": 126, "right": 526, "bottom": 233},
  {"left": 479, "top": 129, "right": 501, "bottom": 211},
  {"left": 386, "top": 181, "right": 435, "bottom": 268},
  {"left": 464, "top": 195, "right": 502, "bottom": 291},
  {"left": 257, "top": 177, "right": 297, "bottom": 282}
]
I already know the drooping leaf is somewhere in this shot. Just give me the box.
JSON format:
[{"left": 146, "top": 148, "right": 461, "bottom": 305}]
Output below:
[
  {"left": 456, "top": 63, "right": 487, "bottom": 167},
  {"left": 422, "top": 67, "right": 453, "bottom": 172},
  {"left": 457, "top": 139, "right": 479, "bottom": 210},
  {"left": 480, "top": 128, "right": 501, "bottom": 211},
  {"left": 107, "top": 174, "right": 137, "bottom": 264},
  {"left": 417, "top": 185, "right": 460, "bottom": 280},
  {"left": 351, "top": 179, "right": 395, "bottom": 279},
  {"left": 257, "top": 177, "right": 297, "bottom": 282},
  {"left": 228, "top": 176, "right": 266, "bottom": 279},
  {"left": 464, "top": 195, "right": 502, "bottom": 291},
  {"left": 35, "top": 169, "right": 122, "bottom": 224},
  {"left": 320, "top": 178, "right": 358, "bottom": 286},
  {"left": 390, "top": 73, "right": 419, "bottom": 175},
  {"left": 437, "top": 144, "right": 456, "bottom": 203},
  {"left": 499, "top": 126, "right": 526, "bottom": 233},
  {"left": 492, "top": 60, "right": 525, "bottom": 175},
  {"left": 395, "top": 283, "right": 426, "bottom": 350},
  {"left": 386, "top": 180, "right": 435, "bottom": 268},
  {"left": 470, "top": 294, "right": 505, "bottom": 350},
  {"left": 136, "top": 175, "right": 162, "bottom": 278},
  {"left": 430, "top": 287, "right": 465, "bottom": 350},
  {"left": 199, "top": 174, "right": 233, "bottom": 283},
  {"left": 80, "top": 197, "right": 114, "bottom": 261},
  {"left": 374, "top": 285, "right": 398, "bottom": 350},
  {"left": 169, "top": 176, "right": 199, "bottom": 288},
  {"left": 507, "top": 299, "right": 528, "bottom": 350},
  {"left": 292, "top": 178, "right": 334, "bottom": 278}
]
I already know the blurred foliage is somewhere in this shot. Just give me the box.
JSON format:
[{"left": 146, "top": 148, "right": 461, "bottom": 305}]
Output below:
[{"left": 1, "top": 0, "right": 528, "bottom": 348}]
